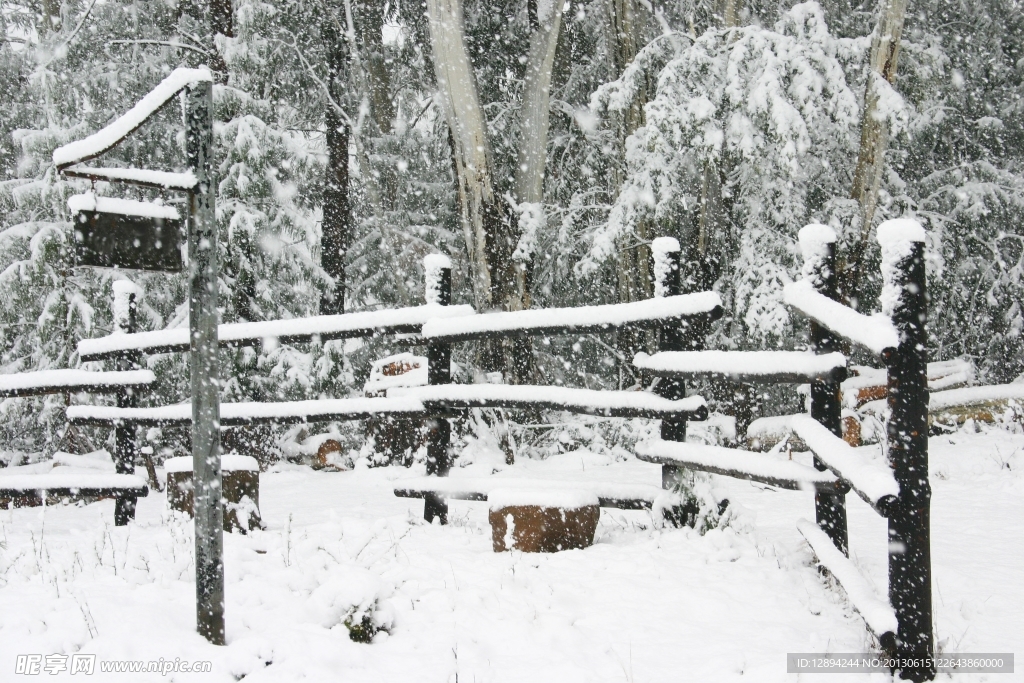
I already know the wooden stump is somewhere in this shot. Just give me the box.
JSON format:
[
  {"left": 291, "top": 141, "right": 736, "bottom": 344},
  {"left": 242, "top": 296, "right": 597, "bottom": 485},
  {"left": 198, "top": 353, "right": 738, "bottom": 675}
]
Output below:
[
  {"left": 165, "top": 455, "right": 261, "bottom": 532},
  {"left": 488, "top": 489, "right": 600, "bottom": 553},
  {"left": 364, "top": 353, "right": 428, "bottom": 466}
]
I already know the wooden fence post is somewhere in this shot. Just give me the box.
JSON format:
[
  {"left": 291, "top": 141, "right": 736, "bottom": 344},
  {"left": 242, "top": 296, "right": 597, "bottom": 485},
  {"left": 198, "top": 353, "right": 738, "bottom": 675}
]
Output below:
[
  {"left": 424, "top": 255, "right": 452, "bottom": 524},
  {"left": 112, "top": 281, "right": 140, "bottom": 526},
  {"left": 652, "top": 237, "right": 693, "bottom": 489},
  {"left": 799, "top": 225, "right": 849, "bottom": 555},
  {"left": 880, "top": 220, "right": 933, "bottom": 681},
  {"left": 185, "top": 79, "right": 225, "bottom": 646}
]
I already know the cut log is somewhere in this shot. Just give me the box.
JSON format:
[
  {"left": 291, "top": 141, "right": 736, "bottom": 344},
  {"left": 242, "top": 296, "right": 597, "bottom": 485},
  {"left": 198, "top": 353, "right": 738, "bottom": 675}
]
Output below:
[{"left": 488, "top": 488, "right": 600, "bottom": 553}]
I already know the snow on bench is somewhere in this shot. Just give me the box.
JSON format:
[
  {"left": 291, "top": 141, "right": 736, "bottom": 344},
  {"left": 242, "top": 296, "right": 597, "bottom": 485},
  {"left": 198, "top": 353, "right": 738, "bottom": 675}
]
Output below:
[
  {"left": 0, "top": 369, "right": 155, "bottom": 398},
  {"left": 66, "top": 396, "right": 426, "bottom": 427},
  {"left": 790, "top": 415, "right": 899, "bottom": 516},
  {"left": 633, "top": 350, "right": 848, "bottom": 383},
  {"left": 783, "top": 280, "right": 899, "bottom": 357},
  {"left": 53, "top": 67, "right": 213, "bottom": 169},
  {"left": 394, "top": 476, "right": 662, "bottom": 510},
  {"left": 0, "top": 472, "right": 148, "bottom": 500},
  {"left": 634, "top": 440, "right": 839, "bottom": 491},
  {"left": 60, "top": 165, "right": 198, "bottom": 191},
  {"left": 796, "top": 518, "right": 898, "bottom": 641},
  {"left": 930, "top": 383, "right": 1024, "bottom": 411},
  {"left": 78, "top": 304, "right": 476, "bottom": 361},
  {"left": 388, "top": 384, "right": 709, "bottom": 420},
  {"left": 419, "top": 292, "right": 723, "bottom": 342}
]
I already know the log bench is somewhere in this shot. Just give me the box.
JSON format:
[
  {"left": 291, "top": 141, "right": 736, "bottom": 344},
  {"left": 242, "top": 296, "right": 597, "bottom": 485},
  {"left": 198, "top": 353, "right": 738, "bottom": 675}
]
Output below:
[
  {"left": 0, "top": 472, "right": 148, "bottom": 508},
  {"left": 0, "top": 367, "right": 155, "bottom": 519}
]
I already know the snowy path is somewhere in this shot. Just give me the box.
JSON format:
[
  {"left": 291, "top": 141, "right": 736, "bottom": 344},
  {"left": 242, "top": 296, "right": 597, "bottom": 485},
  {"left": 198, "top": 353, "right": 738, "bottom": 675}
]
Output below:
[{"left": 0, "top": 430, "right": 1020, "bottom": 682}]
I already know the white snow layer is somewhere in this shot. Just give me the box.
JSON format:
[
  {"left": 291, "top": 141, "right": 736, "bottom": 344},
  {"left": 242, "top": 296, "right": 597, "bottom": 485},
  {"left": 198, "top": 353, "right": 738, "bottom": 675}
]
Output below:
[
  {"left": 421, "top": 292, "right": 722, "bottom": 340},
  {"left": 877, "top": 219, "right": 925, "bottom": 319},
  {"left": 62, "top": 165, "right": 198, "bottom": 190},
  {"left": 632, "top": 350, "right": 846, "bottom": 380},
  {"left": 53, "top": 67, "right": 213, "bottom": 167},
  {"left": 78, "top": 304, "right": 476, "bottom": 359},
  {"left": 796, "top": 518, "right": 898, "bottom": 637},
  {"left": 395, "top": 476, "right": 662, "bottom": 505},
  {"left": 798, "top": 223, "right": 836, "bottom": 285},
  {"left": 66, "top": 396, "right": 427, "bottom": 425},
  {"left": 389, "top": 384, "right": 707, "bottom": 415},
  {"left": 930, "top": 383, "right": 1024, "bottom": 411},
  {"left": 488, "top": 487, "right": 599, "bottom": 510},
  {"left": 789, "top": 415, "right": 899, "bottom": 505},
  {"left": 0, "top": 472, "right": 147, "bottom": 491},
  {"left": 363, "top": 353, "right": 429, "bottom": 394},
  {"left": 423, "top": 254, "right": 452, "bottom": 305},
  {"left": 68, "top": 193, "right": 180, "bottom": 220},
  {"left": 164, "top": 455, "right": 259, "bottom": 473},
  {"left": 112, "top": 280, "right": 141, "bottom": 333},
  {"left": 651, "top": 236, "right": 680, "bottom": 298},
  {"left": 634, "top": 440, "right": 837, "bottom": 488},
  {"left": 52, "top": 451, "right": 115, "bottom": 471},
  {"left": 0, "top": 368, "right": 155, "bottom": 395},
  {"left": 876, "top": 218, "right": 926, "bottom": 246},
  {"left": 783, "top": 280, "right": 899, "bottom": 355}
]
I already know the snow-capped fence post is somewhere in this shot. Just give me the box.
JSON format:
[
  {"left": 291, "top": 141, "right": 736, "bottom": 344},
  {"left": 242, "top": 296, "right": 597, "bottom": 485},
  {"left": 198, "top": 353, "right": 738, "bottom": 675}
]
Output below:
[
  {"left": 798, "top": 225, "right": 849, "bottom": 556},
  {"left": 185, "top": 79, "right": 225, "bottom": 646},
  {"left": 651, "top": 237, "right": 691, "bottom": 489},
  {"left": 879, "top": 220, "right": 933, "bottom": 679},
  {"left": 424, "top": 254, "right": 453, "bottom": 524},
  {"left": 112, "top": 281, "right": 141, "bottom": 526}
]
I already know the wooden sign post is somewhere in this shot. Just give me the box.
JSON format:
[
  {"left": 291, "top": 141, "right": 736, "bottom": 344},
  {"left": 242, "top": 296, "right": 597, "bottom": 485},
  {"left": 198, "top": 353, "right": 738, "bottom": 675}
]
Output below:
[
  {"left": 185, "top": 79, "right": 225, "bottom": 646},
  {"left": 53, "top": 67, "right": 224, "bottom": 646}
]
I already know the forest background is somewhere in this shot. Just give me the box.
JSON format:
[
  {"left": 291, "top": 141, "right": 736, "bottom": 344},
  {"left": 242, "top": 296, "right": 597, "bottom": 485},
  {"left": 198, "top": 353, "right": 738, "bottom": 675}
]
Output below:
[{"left": 0, "top": 0, "right": 1021, "bottom": 460}]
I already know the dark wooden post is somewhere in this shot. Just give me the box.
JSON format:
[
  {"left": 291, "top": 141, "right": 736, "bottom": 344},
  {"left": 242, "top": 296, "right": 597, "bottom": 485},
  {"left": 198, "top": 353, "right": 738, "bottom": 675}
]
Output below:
[
  {"left": 799, "top": 225, "right": 849, "bottom": 555},
  {"left": 880, "top": 221, "right": 933, "bottom": 681},
  {"left": 424, "top": 255, "right": 452, "bottom": 524},
  {"left": 113, "top": 281, "right": 140, "bottom": 526},
  {"left": 186, "top": 79, "right": 225, "bottom": 646},
  {"left": 652, "top": 238, "right": 692, "bottom": 488}
]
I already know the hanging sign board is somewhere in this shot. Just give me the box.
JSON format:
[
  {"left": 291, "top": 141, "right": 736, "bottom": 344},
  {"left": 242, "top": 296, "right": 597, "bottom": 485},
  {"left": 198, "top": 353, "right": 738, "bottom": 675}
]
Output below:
[{"left": 69, "top": 194, "right": 184, "bottom": 272}]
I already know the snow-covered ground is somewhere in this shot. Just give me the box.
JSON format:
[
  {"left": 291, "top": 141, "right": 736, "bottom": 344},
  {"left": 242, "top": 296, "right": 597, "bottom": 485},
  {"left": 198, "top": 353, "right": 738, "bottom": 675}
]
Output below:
[{"left": 0, "top": 427, "right": 1020, "bottom": 682}]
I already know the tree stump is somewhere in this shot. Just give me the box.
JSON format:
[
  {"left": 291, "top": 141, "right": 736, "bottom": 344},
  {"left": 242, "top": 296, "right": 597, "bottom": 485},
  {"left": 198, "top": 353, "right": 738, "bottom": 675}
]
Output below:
[
  {"left": 364, "top": 353, "right": 428, "bottom": 466},
  {"left": 488, "top": 489, "right": 600, "bottom": 553},
  {"left": 165, "top": 455, "right": 261, "bottom": 532}
]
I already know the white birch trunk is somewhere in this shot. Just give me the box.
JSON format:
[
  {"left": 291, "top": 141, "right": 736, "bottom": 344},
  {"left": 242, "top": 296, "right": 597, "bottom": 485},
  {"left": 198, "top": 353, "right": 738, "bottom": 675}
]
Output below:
[
  {"left": 511, "top": 0, "right": 565, "bottom": 311},
  {"left": 425, "top": 0, "right": 498, "bottom": 310}
]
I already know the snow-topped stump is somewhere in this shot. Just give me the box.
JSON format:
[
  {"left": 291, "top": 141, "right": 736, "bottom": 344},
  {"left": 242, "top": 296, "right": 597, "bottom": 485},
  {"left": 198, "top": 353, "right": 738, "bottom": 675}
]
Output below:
[
  {"left": 488, "top": 488, "right": 600, "bottom": 553},
  {"left": 364, "top": 353, "right": 429, "bottom": 466},
  {"left": 165, "top": 455, "right": 261, "bottom": 533}
]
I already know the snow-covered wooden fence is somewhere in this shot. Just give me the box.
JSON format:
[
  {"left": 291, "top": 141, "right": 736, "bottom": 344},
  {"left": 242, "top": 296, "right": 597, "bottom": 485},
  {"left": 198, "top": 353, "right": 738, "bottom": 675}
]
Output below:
[{"left": 633, "top": 221, "right": 933, "bottom": 680}]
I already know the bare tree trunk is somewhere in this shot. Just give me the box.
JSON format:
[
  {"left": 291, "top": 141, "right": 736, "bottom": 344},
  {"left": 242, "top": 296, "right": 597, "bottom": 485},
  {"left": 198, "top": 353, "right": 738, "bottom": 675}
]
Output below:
[
  {"left": 843, "top": 0, "right": 909, "bottom": 304},
  {"left": 320, "top": 26, "right": 351, "bottom": 315},
  {"left": 354, "top": 1, "right": 394, "bottom": 134},
  {"left": 604, "top": 0, "right": 654, "bottom": 386}
]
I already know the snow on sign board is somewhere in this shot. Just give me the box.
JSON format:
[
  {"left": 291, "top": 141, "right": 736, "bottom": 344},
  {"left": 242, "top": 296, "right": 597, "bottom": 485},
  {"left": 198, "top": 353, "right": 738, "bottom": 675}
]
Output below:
[
  {"left": 53, "top": 67, "right": 213, "bottom": 169},
  {"left": 69, "top": 193, "right": 183, "bottom": 272}
]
